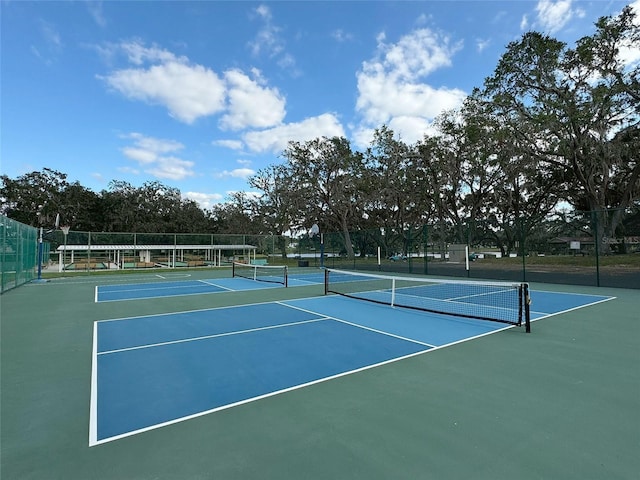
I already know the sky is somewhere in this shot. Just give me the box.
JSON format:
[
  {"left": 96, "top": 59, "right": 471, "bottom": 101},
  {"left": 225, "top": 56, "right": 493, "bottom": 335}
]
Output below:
[{"left": 2, "top": 0, "right": 638, "bottom": 210}]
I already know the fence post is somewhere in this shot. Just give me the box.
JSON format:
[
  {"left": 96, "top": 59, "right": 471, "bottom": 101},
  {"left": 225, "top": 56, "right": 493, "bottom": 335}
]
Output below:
[
  {"left": 592, "top": 210, "right": 600, "bottom": 287},
  {"left": 423, "top": 224, "right": 428, "bottom": 275},
  {"left": 520, "top": 215, "right": 527, "bottom": 283}
]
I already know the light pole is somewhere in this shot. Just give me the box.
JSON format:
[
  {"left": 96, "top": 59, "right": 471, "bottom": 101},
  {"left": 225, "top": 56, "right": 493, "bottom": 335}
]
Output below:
[
  {"left": 61, "top": 226, "right": 70, "bottom": 272},
  {"left": 35, "top": 213, "right": 59, "bottom": 282}
]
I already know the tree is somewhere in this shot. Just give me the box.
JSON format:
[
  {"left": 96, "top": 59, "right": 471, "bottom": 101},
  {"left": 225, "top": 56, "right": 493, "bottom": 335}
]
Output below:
[
  {"left": 99, "top": 181, "right": 141, "bottom": 232},
  {"left": 365, "top": 126, "right": 431, "bottom": 257},
  {"left": 282, "top": 136, "right": 368, "bottom": 257},
  {"left": 57, "top": 182, "right": 102, "bottom": 231},
  {"left": 481, "top": 7, "right": 640, "bottom": 252},
  {"left": 208, "top": 191, "right": 261, "bottom": 235},
  {"left": 99, "top": 180, "right": 209, "bottom": 233},
  {"left": 0, "top": 168, "right": 69, "bottom": 227},
  {"left": 248, "top": 164, "right": 300, "bottom": 257},
  {"left": 458, "top": 91, "right": 562, "bottom": 255}
]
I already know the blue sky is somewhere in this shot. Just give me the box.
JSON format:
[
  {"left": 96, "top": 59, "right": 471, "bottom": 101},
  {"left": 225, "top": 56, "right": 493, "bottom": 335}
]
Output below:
[{"left": 2, "top": 1, "right": 637, "bottom": 209}]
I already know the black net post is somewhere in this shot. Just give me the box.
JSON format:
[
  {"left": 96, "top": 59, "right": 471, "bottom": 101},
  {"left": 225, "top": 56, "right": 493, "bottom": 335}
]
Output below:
[
  {"left": 591, "top": 210, "right": 601, "bottom": 287},
  {"left": 422, "top": 224, "right": 428, "bottom": 275},
  {"left": 324, "top": 268, "right": 329, "bottom": 295},
  {"left": 408, "top": 228, "right": 413, "bottom": 274},
  {"left": 524, "top": 283, "right": 531, "bottom": 333},
  {"left": 519, "top": 214, "right": 527, "bottom": 283}
]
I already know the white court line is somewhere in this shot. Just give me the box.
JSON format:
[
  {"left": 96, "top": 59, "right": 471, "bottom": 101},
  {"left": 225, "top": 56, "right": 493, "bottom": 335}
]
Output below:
[
  {"left": 529, "top": 295, "right": 616, "bottom": 321},
  {"left": 288, "top": 277, "right": 322, "bottom": 286},
  {"left": 88, "top": 322, "right": 99, "bottom": 447},
  {"left": 95, "top": 282, "right": 238, "bottom": 303},
  {"left": 95, "top": 298, "right": 283, "bottom": 324},
  {"left": 197, "top": 279, "right": 235, "bottom": 291},
  {"left": 89, "top": 290, "right": 613, "bottom": 446},
  {"left": 89, "top": 300, "right": 511, "bottom": 447},
  {"left": 276, "top": 301, "right": 437, "bottom": 348},
  {"left": 89, "top": 340, "right": 432, "bottom": 447},
  {"left": 88, "top": 311, "right": 434, "bottom": 447},
  {"left": 35, "top": 272, "right": 195, "bottom": 287},
  {"left": 98, "top": 317, "right": 328, "bottom": 356}
]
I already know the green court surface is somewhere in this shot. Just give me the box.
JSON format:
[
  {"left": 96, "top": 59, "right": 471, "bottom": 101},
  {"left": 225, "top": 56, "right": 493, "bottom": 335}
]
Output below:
[{"left": 1, "top": 268, "right": 638, "bottom": 479}]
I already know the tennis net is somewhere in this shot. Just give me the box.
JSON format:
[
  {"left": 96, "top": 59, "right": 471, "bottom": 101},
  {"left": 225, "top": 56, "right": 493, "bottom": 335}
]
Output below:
[
  {"left": 232, "top": 262, "right": 288, "bottom": 287},
  {"left": 324, "top": 269, "right": 531, "bottom": 331}
]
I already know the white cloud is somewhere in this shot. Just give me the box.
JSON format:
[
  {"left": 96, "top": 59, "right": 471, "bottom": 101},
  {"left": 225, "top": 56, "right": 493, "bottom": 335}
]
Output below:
[
  {"left": 242, "top": 113, "right": 345, "bottom": 153},
  {"left": 415, "top": 14, "right": 431, "bottom": 26},
  {"left": 86, "top": 1, "right": 107, "bottom": 28},
  {"left": 123, "top": 133, "right": 184, "bottom": 155},
  {"left": 535, "top": 0, "right": 584, "bottom": 33},
  {"left": 249, "top": 4, "right": 281, "bottom": 57},
  {"left": 103, "top": 60, "right": 226, "bottom": 124},
  {"left": 120, "top": 133, "right": 195, "bottom": 181},
  {"left": 215, "top": 168, "right": 256, "bottom": 179},
  {"left": 619, "top": 0, "right": 640, "bottom": 67},
  {"left": 90, "top": 172, "right": 106, "bottom": 184},
  {"left": 351, "top": 126, "right": 376, "bottom": 150},
  {"left": 184, "top": 191, "right": 224, "bottom": 209},
  {"left": 331, "top": 29, "right": 354, "bottom": 42},
  {"left": 388, "top": 116, "right": 438, "bottom": 142},
  {"left": 248, "top": 4, "right": 297, "bottom": 74},
  {"left": 121, "top": 147, "right": 157, "bottom": 164},
  {"left": 118, "top": 40, "right": 183, "bottom": 65},
  {"left": 213, "top": 139, "right": 245, "bottom": 150},
  {"left": 99, "top": 40, "right": 292, "bottom": 125},
  {"left": 384, "top": 29, "right": 458, "bottom": 79},
  {"left": 146, "top": 157, "right": 195, "bottom": 181},
  {"left": 221, "top": 69, "right": 286, "bottom": 130},
  {"left": 354, "top": 28, "right": 466, "bottom": 146},
  {"left": 32, "top": 20, "right": 63, "bottom": 64},
  {"left": 476, "top": 38, "right": 491, "bottom": 53},
  {"left": 357, "top": 74, "right": 465, "bottom": 124},
  {"left": 39, "top": 20, "right": 62, "bottom": 49},
  {"left": 352, "top": 116, "right": 439, "bottom": 148}
]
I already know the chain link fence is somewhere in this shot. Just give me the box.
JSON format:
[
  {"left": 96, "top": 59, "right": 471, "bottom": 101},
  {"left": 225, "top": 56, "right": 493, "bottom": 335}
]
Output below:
[
  {"left": 10, "top": 207, "right": 640, "bottom": 290},
  {"left": 1, "top": 216, "right": 40, "bottom": 293},
  {"left": 307, "top": 208, "right": 640, "bottom": 289}
]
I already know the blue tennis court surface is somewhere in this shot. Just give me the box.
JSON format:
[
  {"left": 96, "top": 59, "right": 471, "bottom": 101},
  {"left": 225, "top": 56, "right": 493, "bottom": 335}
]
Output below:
[
  {"left": 95, "top": 277, "right": 282, "bottom": 301},
  {"left": 95, "top": 270, "right": 368, "bottom": 301},
  {"left": 89, "top": 288, "right": 613, "bottom": 446}
]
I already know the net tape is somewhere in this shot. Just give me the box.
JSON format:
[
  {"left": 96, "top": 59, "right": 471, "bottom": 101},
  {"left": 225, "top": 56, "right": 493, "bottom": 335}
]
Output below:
[
  {"left": 324, "top": 268, "right": 530, "bottom": 329},
  {"left": 232, "top": 261, "right": 288, "bottom": 287}
]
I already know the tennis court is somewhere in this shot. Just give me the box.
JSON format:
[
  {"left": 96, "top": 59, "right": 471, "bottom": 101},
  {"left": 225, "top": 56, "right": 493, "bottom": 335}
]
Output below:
[{"left": 2, "top": 267, "right": 638, "bottom": 479}]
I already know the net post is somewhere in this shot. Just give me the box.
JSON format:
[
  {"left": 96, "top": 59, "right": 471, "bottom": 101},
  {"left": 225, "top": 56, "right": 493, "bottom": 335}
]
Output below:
[
  {"left": 465, "top": 245, "right": 470, "bottom": 277},
  {"left": 391, "top": 278, "right": 396, "bottom": 307},
  {"left": 324, "top": 268, "right": 329, "bottom": 295},
  {"left": 284, "top": 266, "right": 288, "bottom": 288},
  {"left": 232, "top": 261, "right": 236, "bottom": 278},
  {"left": 524, "top": 283, "right": 531, "bottom": 333},
  {"left": 518, "top": 284, "right": 523, "bottom": 326}
]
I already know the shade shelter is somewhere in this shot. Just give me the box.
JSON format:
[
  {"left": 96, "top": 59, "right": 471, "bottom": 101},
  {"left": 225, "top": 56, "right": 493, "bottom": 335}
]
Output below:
[{"left": 56, "top": 243, "right": 257, "bottom": 271}]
